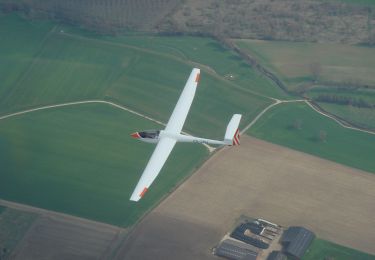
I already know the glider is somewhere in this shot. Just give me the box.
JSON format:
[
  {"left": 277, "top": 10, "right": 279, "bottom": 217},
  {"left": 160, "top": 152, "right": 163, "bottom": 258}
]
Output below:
[{"left": 130, "top": 68, "right": 242, "bottom": 201}]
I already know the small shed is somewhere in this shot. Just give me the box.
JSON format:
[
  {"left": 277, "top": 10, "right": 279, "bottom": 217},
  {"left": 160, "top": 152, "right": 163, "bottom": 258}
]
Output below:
[{"left": 280, "top": 227, "right": 315, "bottom": 259}]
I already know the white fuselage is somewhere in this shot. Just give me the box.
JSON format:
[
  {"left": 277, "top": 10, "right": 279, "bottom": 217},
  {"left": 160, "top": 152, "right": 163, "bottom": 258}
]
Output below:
[{"left": 133, "top": 130, "right": 228, "bottom": 146}]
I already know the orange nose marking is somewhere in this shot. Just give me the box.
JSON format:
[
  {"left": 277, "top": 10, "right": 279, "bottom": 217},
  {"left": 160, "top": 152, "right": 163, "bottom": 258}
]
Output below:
[{"left": 131, "top": 132, "right": 140, "bottom": 138}]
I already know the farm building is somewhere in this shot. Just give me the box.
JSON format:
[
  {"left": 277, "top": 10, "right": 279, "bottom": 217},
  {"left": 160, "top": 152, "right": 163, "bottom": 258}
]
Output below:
[
  {"left": 280, "top": 227, "right": 315, "bottom": 259},
  {"left": 230, "top": 223, "right": 269, "bottom": 249},
  {"left": 267, "top": 251, "right": 287, "bottom": 260},
  {"left": 215, "top": 239, "right": 258, "bottom": 260}
]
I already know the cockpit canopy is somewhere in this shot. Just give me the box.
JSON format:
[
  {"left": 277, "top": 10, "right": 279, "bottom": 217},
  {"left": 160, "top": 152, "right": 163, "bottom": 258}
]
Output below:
[{"left": 138, "top": 130, "right": 160, "bottom": 139}]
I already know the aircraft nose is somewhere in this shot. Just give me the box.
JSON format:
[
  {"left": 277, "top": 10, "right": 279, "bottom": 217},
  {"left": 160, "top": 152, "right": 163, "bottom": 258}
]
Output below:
[{"left": 131, "top": 132, "right": 140, "bottom": 138}]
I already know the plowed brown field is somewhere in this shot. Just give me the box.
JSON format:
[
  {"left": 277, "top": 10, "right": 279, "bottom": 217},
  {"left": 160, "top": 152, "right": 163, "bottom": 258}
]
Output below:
[{"left": 118, "top": 136, "right": 375, "bottom": 260}]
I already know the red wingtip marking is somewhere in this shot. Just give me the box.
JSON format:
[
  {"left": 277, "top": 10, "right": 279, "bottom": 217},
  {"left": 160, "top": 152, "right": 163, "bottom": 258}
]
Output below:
[
  {"left": 195, "top": 73, "right": 200, "bottom": 83},
  {"left": 131, "top": 132, "right": 140, "bottom": 138},
  {"left": 140, "top": 187, "right": 148, "bottom": 198}
]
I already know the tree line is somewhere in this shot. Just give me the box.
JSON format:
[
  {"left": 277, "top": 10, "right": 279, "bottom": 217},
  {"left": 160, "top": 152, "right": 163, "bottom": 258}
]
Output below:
[{"left": 313, "top": 94, "right": 374, "bottom": 108}]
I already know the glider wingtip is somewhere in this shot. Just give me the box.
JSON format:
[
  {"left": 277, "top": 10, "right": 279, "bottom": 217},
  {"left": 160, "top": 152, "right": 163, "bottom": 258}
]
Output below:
[
  {"left": 130, "top": 187, "right": 148, "bottom": 202},
  {"left": 130, "top": 193, "right": 141, "bottom": 202}
]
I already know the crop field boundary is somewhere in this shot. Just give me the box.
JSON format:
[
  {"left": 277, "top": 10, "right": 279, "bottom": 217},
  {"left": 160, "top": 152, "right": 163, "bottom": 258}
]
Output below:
[
  {"left": 0, "top": 97, "right": 372, "bottom": 157},
  {"left": 241, "top": 98, "right": 375, "bottom": 136},
  {"left": 0, "top": 99, "right": 215, "bottom": 152},
  {"left": 1, "top": 98, "right": 373, "bottom": 147},
  {"left": 0, "top": 199, "right": 124, "bottom": 232},
  {"left": 58, "top": 31, "right": 274, "bottom": 101}
]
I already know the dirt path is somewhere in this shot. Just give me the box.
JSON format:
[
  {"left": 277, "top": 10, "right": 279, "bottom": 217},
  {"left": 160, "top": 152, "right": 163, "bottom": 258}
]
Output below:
[{"left": 241, "top": 98, "right": 375, "bottom": 136}]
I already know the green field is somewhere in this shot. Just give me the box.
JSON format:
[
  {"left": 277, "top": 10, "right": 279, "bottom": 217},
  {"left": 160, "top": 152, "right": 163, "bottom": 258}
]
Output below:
[
  {"left": 98, "top": 35, "right": 288, "bottom": 99},
  {"left": 2, "top": 12, "right": 375, "bottom": 228},
  {"left": 248, "top": 102, "right": 375, "bottom": 173},
  {"left": 0, "top": 13, "right": 276, "bottom": 226},
  {"left": 235, "top": 39, "right": 375, "bottom": 91},
  {"left": 303, "top": 239, "right": 375, "bottom": 260},
  {"left": 318, "top": 103, "right": 375, "bottom": 130},
  {"left": 235, "top": 39, "right": 375, "bottom": 130},
  {"left": 306, "top": 86, "right": 375, "bottom": 130},
  {"left": 0, "top": 206, "right": 5, "bottom": 214},
  {"left": 0, "top": 208, "right": 37, "bottom": 258},
  {"left": 0, "top": 104, "right": 208, "bottom": 226},
  {"left": 307, "top": 86, "right": 375, "bottom": 105},
  {"left": 0, "top": 13, "right": 272, "bottom": 139},
  {"left": 335, "top": 0, "right": 375, "bottom": 6}
]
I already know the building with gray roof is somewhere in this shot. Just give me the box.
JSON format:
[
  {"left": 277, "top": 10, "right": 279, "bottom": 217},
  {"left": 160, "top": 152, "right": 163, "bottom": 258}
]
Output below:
[
  {"left": 216, "top": 239, "right": 258, "bottom": 260},
  {"left": 280, "top": 226, "right": 315, "bottom": 259},
  {"left": 267, "top": 251, "right": 287, "bottom": 260}
]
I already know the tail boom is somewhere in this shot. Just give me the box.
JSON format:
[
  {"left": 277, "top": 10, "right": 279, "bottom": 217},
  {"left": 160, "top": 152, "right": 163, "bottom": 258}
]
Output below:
[{"left": 164, "top": 113, "right": 242, "bottom": 146}]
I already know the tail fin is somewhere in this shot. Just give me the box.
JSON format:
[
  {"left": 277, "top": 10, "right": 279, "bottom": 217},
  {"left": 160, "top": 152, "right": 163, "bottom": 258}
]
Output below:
[{"left": 224, "top": 114, "right": 242, "bottom": 146}]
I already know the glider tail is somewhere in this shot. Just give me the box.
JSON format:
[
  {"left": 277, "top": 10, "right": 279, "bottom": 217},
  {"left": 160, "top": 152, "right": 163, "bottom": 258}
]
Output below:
[{"left": 224, "top": 114, "right": 242, "bottom": 146}]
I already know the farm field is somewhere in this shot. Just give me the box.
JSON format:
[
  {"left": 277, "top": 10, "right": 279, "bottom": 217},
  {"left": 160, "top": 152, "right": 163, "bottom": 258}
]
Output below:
[
  {"left": 0, "top": 13, "right": 272, "bottom": 139},
  {"left": 98, "top": 35, "right": 288, "bottom": 99},
  {"left": 235, "top": 39, "right": 375, "bottom": 90},
  {"left": 303, "top": 239, "right": 375, "bottom": 260},
  {"left": 0, "top": 207, "right": 37, "bottom": 258},
  {"left": 248, "top": 102, "right": 375, "bottom": 173},
  {"left": 0, "top": 13, "right": 280, "bottom": 227},
  {"left": 0, "top": 103, "right": 208, "bottom": 226},
  {"left": 11, "top": 214, "right": 126, "bottom": 260},
  {"left": 336, "top": 0, "right": 375, "bottom": 5},
  {"left": 318, "top": 103, "right": 375, "bottom": 130},
  {"left": 0, "top": 202, "right": 127, "bottom": 259},
  {"left": 2, "top": 11, "right": 375, "bottom": 232},
  {"left": 235, "top": 39, "right": 375, "bottom": 129},
  {"left": 118, "top": 136, "right": 375, "bottom": 259}
]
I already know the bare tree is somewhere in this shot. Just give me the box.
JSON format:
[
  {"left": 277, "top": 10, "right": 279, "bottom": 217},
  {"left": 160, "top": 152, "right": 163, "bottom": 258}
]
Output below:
[
  {"left": 293, "top": 119, "right": 303, "bottom": 130},
  {"left": 318, "top": 130, "right": 327, "bottom": 142}
]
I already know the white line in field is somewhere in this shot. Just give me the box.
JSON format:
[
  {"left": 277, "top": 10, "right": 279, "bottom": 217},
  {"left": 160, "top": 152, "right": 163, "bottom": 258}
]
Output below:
[
  {"left": 1, "top": 98, "right": 372, "bottom": 152},
  {"left": 0, "top": 100, "right": 215, "bottom": 152},
  {"left": 240, "top": 99, "right": 305, "bottom": 135},
  {"left": 240, "top": 98, "right": 375, "bottom": 136},
  {"left": 304, "top": 100, "right": 375, "bottom": 135}
]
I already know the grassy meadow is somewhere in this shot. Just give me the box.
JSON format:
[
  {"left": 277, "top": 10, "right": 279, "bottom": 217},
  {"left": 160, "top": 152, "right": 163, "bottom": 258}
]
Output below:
[
  {"left": 318, "top": 103, "right": 375, "bottom": 130},
  {"left": 235, "top": 39, "right": 375, "bottom": 91},
  {"left": 2, "top": 12, "right": 375, "bottom": 228},
  {"left": 336, "top": 0, "right": 375, "bottom": 5},
  {"left": 248, "top": 102, "right": 375, "bottom": 173},
  {"left": 0, "top": 104, "right": 208, "bottom": 226},
  {"left": 0, "top": 13, "right": 277, "bottom": 226},
  {"left": 303, "top": 239, "right": 375, "bottom": 260},
  {"left": 99, "top": 35, "right": 288, "bottom": 99},
  {"left": 235, "top": 39, "right": 375, "bottom": 130},
  {"left": 0, "top": 14, "right": 273, "bottom": 139}
]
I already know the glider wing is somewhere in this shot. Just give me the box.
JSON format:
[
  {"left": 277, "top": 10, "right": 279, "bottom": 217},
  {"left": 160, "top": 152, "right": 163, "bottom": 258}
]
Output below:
[
  {"left": 165, "top": 68, "right": 200, "bottom": 134},
  {"left": 129, "top": 137, "right": 176, "bottom": 201}
]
